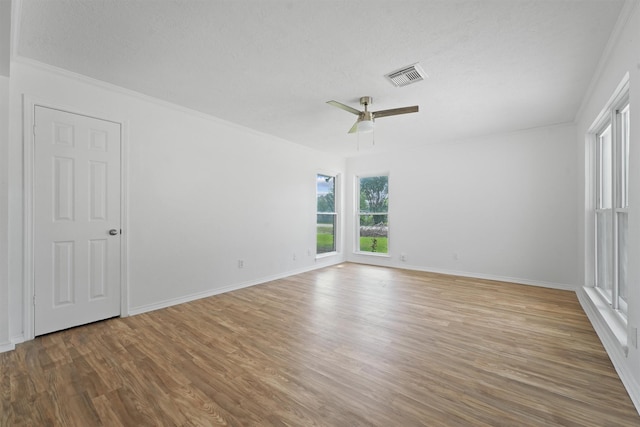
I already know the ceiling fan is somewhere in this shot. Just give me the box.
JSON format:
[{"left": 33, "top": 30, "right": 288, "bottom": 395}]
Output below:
[{"left": 326, "top": 96, "right": 419, "bottom": 134}]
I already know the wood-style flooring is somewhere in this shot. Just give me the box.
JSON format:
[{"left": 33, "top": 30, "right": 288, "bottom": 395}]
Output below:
[{"left": 2, "top": 263, "right": 639, "bottom": 426}]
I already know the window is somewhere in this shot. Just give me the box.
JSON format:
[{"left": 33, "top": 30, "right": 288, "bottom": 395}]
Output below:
[
  {"left": 357, "top": 175, "right": 389, "bottom": 254},
  {"left": 316, "top": 174, "right": 337, "bottom": 254},
  {"left": 594, "top": 89, "right": 629, "bottom": 315}
]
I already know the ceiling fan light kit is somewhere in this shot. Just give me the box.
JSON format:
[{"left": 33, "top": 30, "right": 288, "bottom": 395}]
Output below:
[
  {"left": 326, "top": 96, "right": 419, "bottom": 134},
  {"left": 357, "top": 119, "right": 374, "bottom": 133}
]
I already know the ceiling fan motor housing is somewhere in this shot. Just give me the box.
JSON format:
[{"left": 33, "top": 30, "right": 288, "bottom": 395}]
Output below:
[
  {"left": 360, "top": 96, "right": 373, "bottom": 107},
  {"left": 362, "top": 111, "right": 374, "bottom": 121}
]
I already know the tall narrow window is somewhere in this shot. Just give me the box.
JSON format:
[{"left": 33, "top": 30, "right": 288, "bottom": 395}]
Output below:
[
  {"left": 596, "top": 123, "right": 613, "bottom": 298},
  {"left": 316, "top": 174, "right": 336, "bottom": 254},
  {"left": 594, "top": 92, "right": 629, "bottom": 315},
  {"left": 615, "top": 102, "right": 630, "bottom": 312},
  {"left": 357, "top": 175, "right": 389, "bottom": 254}
]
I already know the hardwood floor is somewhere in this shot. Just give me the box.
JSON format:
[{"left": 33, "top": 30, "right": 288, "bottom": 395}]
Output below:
[{"left": 2, "top": 263, "right": 639, "bottom": 426}]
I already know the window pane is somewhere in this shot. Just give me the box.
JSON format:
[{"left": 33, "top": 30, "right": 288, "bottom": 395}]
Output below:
[
  {"left": 359, "top": 176, "right": 388, "bottom": 213},
  {"left": 620, "top": 105, "right": 630, "bottom": 208},
  {"left": 598, "top": 125, "right": 612, "bottom": 209},
  {"left": 359, "top": 214, "right": 388, "bottom": 253},
  {"left": 617, "top": 211, "right": 628, "bottom": 305},
  {"left": 317, "top": 214, "right": 336, "bottom": 254},
  {"left": 317, "top": 174, "right": 335, "bottom": 212},
  {"left": 596, "top": 210, "right": 613, "bottom": 300},
  {"left": 316, "top": 174, "right": 336, "bottom": 255}
]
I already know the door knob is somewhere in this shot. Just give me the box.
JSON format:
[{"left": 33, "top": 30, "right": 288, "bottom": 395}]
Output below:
[{"left": 109, "top": 229, "right": 119, "bottom": 236}]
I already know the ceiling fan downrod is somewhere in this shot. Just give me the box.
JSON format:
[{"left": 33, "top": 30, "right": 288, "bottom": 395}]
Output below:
[{"left": 360, "top": 96, "right": 373, "bottom": 122}]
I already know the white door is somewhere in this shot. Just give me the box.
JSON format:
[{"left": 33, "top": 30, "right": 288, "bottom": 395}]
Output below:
[{"left": 34, "top": 106, "right": 121, "bottom": 336}]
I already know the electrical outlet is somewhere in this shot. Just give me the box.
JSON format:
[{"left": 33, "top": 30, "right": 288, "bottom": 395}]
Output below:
[
  {"left": 238, "top": 260, "right": 244, "bottom": 269},
  {"left": 400, "top": 253, "right": 407, "bottom": 262},
  {"left": 293, "top": 253, "right": 297, "bottom": 261}
]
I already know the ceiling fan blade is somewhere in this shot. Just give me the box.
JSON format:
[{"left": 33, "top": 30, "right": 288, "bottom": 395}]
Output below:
[
  {"left": 372, "top": 105, "right": 419, "bottom": 119},
  {"left": 327, "top": 100, "right": 362, "bottom": 116},
  {"left": 348, "top": 120, "right": 359, "bottom": 134}
]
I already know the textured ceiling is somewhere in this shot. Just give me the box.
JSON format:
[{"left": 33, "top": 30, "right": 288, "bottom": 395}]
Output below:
[{"left": 15, "top": 0, "right": 625, "bottom": 156}]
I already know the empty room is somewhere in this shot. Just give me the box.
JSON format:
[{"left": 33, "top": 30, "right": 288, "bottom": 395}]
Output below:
[{"left": 2, "top": 0, "right": 640, "bottom": 425}]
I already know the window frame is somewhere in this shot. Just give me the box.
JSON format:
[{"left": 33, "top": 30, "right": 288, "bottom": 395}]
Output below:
[
  {"left": 591, "top": 80, "right": 629, "bottom": 318},
  {"left": 316, "top": 172, "right": 338, "bottom": 258},
  {"left": 355, "top": 173, "right": 390, "bottom": 256}
]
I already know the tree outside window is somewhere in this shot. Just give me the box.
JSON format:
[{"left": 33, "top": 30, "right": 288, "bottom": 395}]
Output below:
[{"left": 358, "top": 175, "right": 388, "bottom": 254}]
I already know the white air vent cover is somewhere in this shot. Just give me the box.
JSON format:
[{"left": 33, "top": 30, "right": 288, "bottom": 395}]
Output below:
[{"left": 385, "top": 63, "right": 427, "bottom": 87}]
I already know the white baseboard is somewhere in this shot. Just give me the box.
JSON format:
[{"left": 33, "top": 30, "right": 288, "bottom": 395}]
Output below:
[
  {"left": 0, "top": 335, "right": 24, "bottom": 353},
  {"left": 352, "top": 261, "right": 576, "bottom": 291},
  {"left": 0, "top": 341, "right": 14, "bottom": 353},
  {"left": 1, "top": 260, "right": 346, "bottom": 352},
  {"left": 128, "top": 260, "right": 343, "bottom": 316},
  {"left": 577, "top": 287, "right": 640, "bottom": 415}
]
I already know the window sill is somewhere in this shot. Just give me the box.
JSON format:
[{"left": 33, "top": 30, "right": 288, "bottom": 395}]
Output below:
[
  {"left": 354, "top": 252, "right": 390, "bottom": 258},
  {"left": 583, "top": 286, "right": 628, "bottom": 356},
  {"left": 316, "top": 251, "right": 337, "bottom": 260}
]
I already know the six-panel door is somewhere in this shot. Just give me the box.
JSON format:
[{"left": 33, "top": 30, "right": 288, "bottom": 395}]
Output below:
[{"left": 34, "top": 106, "right": 121, "bottom": 336}]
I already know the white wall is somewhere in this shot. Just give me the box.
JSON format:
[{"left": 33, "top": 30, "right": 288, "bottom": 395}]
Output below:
[
  {"left": 0, "top": 75, "right": 9, "bottom": 350},
  {"left": 575, "top": 0, "right": 640, "bottom": 412},
  {"left": 346, "top": 124, "right": 579, "bottom": 289},
  {"left": 6, "top": 60, "right": 345, "bottom": 342}
]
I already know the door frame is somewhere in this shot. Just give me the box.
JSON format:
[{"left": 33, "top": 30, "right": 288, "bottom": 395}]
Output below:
[{"left": 22, "top": 95, "right": 130, "bottom": 340}]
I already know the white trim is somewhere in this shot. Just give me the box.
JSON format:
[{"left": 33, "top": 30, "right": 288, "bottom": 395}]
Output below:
[
  {"left": 22, "top": 95, "right": 34, "bottom": 341},
  {"left": 128, "top": 261, "right": 343, "bottom": 316},
  {"left": 577, "top": 287, "right": 640, "bottom": 414},
  {"left": 353, "top": 251, "right": 391, "bottom": 259},
  {"left": 353, "top": 260, "right": 576, "bottom": 291},
  {"left": 0, "top": 341, "right": 14, "bottom": 353},
  {"left": 12, "top": 57, "right": 326, "bottom": 157},
  {"left": 315, "top": 252, "right": 338, "bottom": 260},
  {"left": 586, "top": 286, "right": 628, "bottom": 348},
  {"left": 574, "top": 0, "right": 638, "bottom": 122},
  {"left": 1, "top": 334, "right": 26, "bottom": 354},
  {"left": 315, "top": 171, "right": 340, "bottom": 258},
  {"left": 120, "top": 120, "right": 131, "bottom": 317},
  {"left": 22, "top": 96, "right": 130, "bottom": 340},
  {"left": 586, "top": 74, "right": 631, "bottom": 314},
  {"left": 587, "top": 73, "right": 630, "bottom": 134}
]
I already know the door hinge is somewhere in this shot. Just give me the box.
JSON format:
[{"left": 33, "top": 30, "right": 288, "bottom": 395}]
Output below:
[{"left": 33, "top": 294, "right": 36, "bottom": 306}]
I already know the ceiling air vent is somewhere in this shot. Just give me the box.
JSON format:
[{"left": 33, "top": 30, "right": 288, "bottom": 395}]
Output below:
[{"left": 385, "top": 63, "right": 427, "bottom": 87}]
